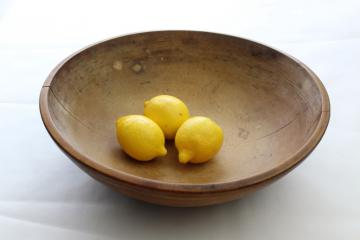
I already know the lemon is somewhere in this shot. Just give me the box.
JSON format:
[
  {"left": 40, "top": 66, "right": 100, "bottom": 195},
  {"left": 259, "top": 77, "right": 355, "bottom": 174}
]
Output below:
[
  {"left": 175, "top": 116, "right": 223, "bottom": 164},
  {"left": 116, "top": 115, "right": 167, "bottom": 161},
  {"left": 144, "top": 95, "right": 190, "bottom": 139}
]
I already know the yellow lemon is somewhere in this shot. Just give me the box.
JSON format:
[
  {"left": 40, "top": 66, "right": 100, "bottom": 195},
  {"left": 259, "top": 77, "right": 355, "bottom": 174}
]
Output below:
[
  {"left": 175, "top": 116, "right": 223, "bottom": 164},
  {"left": 144, "top": 95, "right": 190, "bottom": 139},
  {"left": 116, "top": 115, "right": 167, "bottom": 161}
]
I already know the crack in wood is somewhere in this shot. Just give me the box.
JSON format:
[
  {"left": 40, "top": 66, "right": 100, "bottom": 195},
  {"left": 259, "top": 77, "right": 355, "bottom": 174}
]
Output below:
[
  {"left": 49, "top": 87, "right": 94, "bottom": 131},
  {"left": 257, "top": 112, "right": 300, "bottom": 140}
]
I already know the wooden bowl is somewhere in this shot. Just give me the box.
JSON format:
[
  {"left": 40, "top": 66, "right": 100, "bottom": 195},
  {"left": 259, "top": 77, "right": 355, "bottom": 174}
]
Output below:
[{"left": 40, "top": 31, "right": 330, "bottom": 207}]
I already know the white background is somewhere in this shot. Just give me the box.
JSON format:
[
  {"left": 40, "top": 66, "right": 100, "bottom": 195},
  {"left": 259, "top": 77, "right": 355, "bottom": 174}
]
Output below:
[{"left": 1, "top": 0, "right": 359, "bottom": 239}]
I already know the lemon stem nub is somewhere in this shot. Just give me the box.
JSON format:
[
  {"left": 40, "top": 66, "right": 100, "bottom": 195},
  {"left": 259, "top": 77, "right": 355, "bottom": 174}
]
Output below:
[
  {"left": 159, "top": 146, "right": 167, "bottom": 157},
  {"left": 179, "top": 151, "right": 193, "bottom": 164}
]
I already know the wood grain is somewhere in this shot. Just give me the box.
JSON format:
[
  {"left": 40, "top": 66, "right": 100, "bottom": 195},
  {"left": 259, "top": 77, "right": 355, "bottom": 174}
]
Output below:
[{"left": 39, "top": 31, "right": 330, "bottom": 206}]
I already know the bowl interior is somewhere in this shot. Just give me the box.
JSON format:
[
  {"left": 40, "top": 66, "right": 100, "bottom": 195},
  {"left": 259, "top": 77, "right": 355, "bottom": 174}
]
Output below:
[{"left": 46, "top": 31, "right": 324, "bottom": 185}]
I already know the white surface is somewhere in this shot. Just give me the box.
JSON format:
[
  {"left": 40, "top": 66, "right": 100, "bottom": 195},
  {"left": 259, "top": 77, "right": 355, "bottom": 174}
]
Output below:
[{"left": 0, "top": 0, "right": 359, "bottom": 239}]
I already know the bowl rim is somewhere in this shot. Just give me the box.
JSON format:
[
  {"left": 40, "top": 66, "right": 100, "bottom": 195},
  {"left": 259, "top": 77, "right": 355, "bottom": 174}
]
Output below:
[{"left": 39, "top": 30, "right": 330, "bottom": 193}]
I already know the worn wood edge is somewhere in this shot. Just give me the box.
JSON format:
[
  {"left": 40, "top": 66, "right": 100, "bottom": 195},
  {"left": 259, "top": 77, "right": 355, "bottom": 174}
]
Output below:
[{"left": 39, "top": 30, "right": 331, "bottom": 194}]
